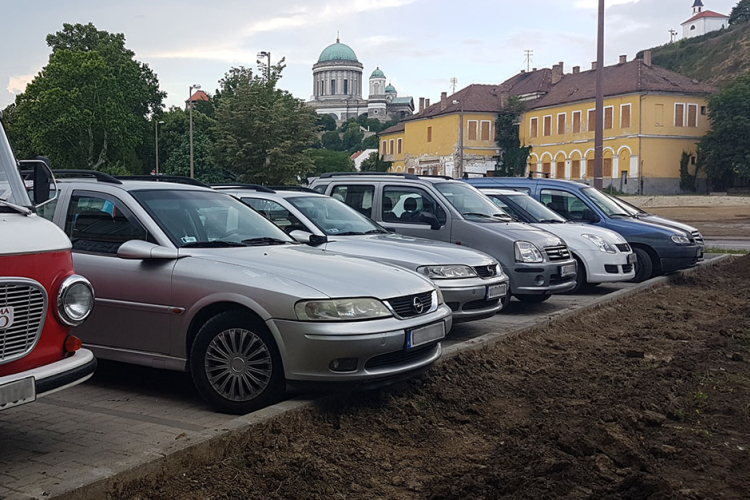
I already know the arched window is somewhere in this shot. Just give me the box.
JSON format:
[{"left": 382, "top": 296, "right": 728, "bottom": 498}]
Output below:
[{"left": 691, "top": 25, "right": 696, "bottom": 30}]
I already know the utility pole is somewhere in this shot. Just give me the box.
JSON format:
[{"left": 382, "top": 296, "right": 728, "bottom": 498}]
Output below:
[
  {"left": 594, "top": 0, "right": 605, "bottom": 190},
  {"left": 450, "top": 77, "right": 458, "bottom": 94},
  {"left": 454, "top": 99, "right": 465, "bottom": 179},
  {"left": 524, "top": 49, "right": 534, "bottom": 72}
]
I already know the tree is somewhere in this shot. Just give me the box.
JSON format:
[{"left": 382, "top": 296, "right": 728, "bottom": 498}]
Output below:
[
  {"left": 163, "top": 133, "right": 226, "bottom": 184},
  {"left": 341, "top": 121, "right": 365, "bottom": 152},
  {"left": 730, "top": 0, "right": 750, "bottom": 25},
  {"left": 321, "top": 131, "right": 343, "bottom": 150},
  {"left": 699, "top": 71, "right": 750, "bottom": 189},
  {"left": 213, "top": 61, "right": 318, "bottom": 185},
  {"left": 307, "top": 149, "right": 356, "bottom": 176},
  {"left": 495, "top": 96, "right": 530, "bottom": 177},
  {"left": 8, "top": 23, "right": 164, "bottom": 172},
  {"left": 359, "top": 152, "right": 392, "bottom": 172},
  {"left": 362, "top": 135, "right": 380, "bottom": 150},
  {"left": 316, "top": 114, "right": 337, "bottom": 131}
]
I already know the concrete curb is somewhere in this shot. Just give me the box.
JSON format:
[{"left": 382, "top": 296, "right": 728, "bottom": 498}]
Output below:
[{"left": 55, "top": 254, "right": 734, "bottom": 500}]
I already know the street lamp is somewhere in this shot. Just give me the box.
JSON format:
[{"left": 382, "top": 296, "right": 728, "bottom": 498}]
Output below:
[
  {"left": 189, "top": 83, "right": 201, "bottom": 179},
  {"left": 257, "top": 51, "right": 271, "bottom": 81},
  {"left": 155, "top": 120, "right": 165, "bottom": 174}
]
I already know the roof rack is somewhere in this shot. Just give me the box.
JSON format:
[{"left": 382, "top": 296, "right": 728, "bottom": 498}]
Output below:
[
  {"left": 211, "top": 183, "right": 276, "bottom": 193},
  {"left": 115, "top": 175, "right": 209, "bottom": 187},
  {"left": 417, "top": 175, "right": 454, "bottom": 180},
  {"left": 45, "top": 169, "right": 123, "bottom": 184},
  {"left": 319, "top": 172, "right": 419, "bottom": 180},
  {"left": 526, "top": 171, "right": 551, "bottom": 179},
  {"left": 267, "top": 186, "right": 318, "bottom": 193}
]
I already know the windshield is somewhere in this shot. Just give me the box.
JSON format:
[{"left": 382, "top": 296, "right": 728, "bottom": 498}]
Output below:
[
  {"left": 287, "top": 195, "right": 385, "bottom": 236},
  {"left": 607, "top": 194, "right": 644, "bottom": 216},
  {"left": 132, "top": 189, "right": 296, "bottom": 248},
  {"left": 581, "top": 187, "right": 632, "bottom": 218},
  {"left": 434, "top": 182, "right": 511, "bottom": 222},
  {"left": 488, "top": 193, "right": 567, "bottom": 223},
  {"left": 0, "top": 123, "right": 32, "bottom": 207}
]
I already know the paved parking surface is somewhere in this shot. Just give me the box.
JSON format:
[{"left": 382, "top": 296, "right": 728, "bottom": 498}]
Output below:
[{"left": 0, "top": 260, "right": 719, "bottom": 500}]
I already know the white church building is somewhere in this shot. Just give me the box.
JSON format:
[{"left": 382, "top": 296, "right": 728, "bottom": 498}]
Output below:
[{"left": 681, "top": 0, "right": 729, "bottom": 39}]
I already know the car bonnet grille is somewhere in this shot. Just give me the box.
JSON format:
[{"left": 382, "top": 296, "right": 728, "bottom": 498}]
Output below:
[
  {"left": 0, "top": 280, "right": 48, "bottom": 365},
  {"left": 691, "top": 231, "right": 704, "bottom": 245},
  {"left": 386, "top": 291, "right": 434, "bottom": 319},
  {"left": 474, "top": 265, "right": 497, "bottom": 278},
  {"left": 544, "top": 245, "right": 571, "bottom": 261}
]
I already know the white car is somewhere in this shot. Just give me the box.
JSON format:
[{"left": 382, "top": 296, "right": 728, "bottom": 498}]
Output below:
[{"left": 481, "top": 188, "right": 636, "bottom": 292}]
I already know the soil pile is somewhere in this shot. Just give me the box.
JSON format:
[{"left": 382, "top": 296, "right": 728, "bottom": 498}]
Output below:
[{"left": 113, "top": 257, "right": 750, "bottom": 500}]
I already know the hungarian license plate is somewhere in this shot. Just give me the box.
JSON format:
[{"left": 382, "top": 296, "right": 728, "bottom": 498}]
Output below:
[
  {"left": 407, "top": 322, "right": 446, "bottom": 349},
  {"left": 0, "top": 377, "right": 36, "bottom": 410},
  {"left": 560, "top": 264, "right": 576, "bottom": 277},
  {"left": 627, "top": 253, "right": 637, "bottom": 264},
  {"left": 487, "top": 284, "right": 507, "bottom": 300}
]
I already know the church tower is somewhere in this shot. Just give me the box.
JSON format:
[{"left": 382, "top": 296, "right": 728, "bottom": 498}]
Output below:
[{"left": 693, "top": 0, "right": 703, "bottom": 14}]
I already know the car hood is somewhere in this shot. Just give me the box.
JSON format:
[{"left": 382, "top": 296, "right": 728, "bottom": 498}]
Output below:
[
  {"left": 532, "top": 223, "right": 628, "bottom": 245},
  {"left": 635, "top": 214, "right": 697, "bottom": 236},
  {"left": 322, "top": 233, "right": 496, "bottom": 269},
  {"left": 1, "top": 213, "right": 71, "bottom": 255},
  {"left": 466, "top": 220, "right": 566, "bottom": 247},
  {"left": 179, "top": 244, "right": 435, "bottom": 299}
]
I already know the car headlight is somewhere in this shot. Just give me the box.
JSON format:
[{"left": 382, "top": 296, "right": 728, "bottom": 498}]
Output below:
[
  {"left": 57, "top": 275, "right": 95, "bottom": 326},
  {"left": 295, "top": 298, "right": 392, "bottom": 321},
  {"left": 582, "top": 234, "right": 617, "bottom": 253},
  {"left": 514, "top": 241, "right": 544, "bottom": 263},
  {"left": 671, "top": 235, "right": 691, "bottom": 245},
  {"left": 418, "top": 265, "right": 478, "bottom": 279}
]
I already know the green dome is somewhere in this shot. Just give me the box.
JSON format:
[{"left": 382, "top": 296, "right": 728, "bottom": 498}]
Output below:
[
  {"left": 318, "top": 41, "right": 358, "bottom": 63},
  {"left": 370, "top": 67, "right": 385, "bottom": 78},
  {"left": 385, "top": 84, "right": 397, "bottom": 93}
]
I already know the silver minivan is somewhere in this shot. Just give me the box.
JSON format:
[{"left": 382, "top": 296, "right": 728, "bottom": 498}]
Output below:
[
  {"left": 216, "top": 186, "right": 509, "bottom": 321},
  {"left": 310, "top": 174, "right": 577, "bottom": 303}
]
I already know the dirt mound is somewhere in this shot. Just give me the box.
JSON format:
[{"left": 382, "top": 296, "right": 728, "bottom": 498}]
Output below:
[{"left": 111, "top": 256, "right": 750, "bottom": 500}]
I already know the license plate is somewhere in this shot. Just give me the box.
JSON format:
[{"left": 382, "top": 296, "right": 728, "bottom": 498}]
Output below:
[
  {"left": 487, "top": 284, "right": 507, "bottom": 300},
  {"left": 407, "top": 322, "right": 446, "bottom": 349},
  {"left": 559, "top": 264, "right": 576, "bottom": 277},
  {"left": 0, "top": 377, "right": 36, "bottom": 410},
  {"left": 627, "top": 253, "right": 637, "bottom": 264},
  {"left": 0, "top": 306, "right": 15, "bottom": 329}
]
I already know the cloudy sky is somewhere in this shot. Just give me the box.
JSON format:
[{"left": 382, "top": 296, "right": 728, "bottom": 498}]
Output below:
[{"left": 0, "top": 0, "right": 737, "bottom": 110}]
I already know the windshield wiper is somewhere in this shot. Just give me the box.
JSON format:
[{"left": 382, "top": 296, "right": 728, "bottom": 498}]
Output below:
[
  {"left": 609, "top": 213, "right": 632, "bottom": 218},
  {"left": 182, "top": 240, "right": 247, "bottom": 248},
  {"left": 539, "top": 219, "right": 565, "bottom": 223},
  {"left": 0, "top": 199, "right": 33, "bottom": 216},
  {"left": 335, "top": 231, "right": 367, "bottom": 236},
  {"left": 241, "top": 237, "right": 292, "bottom": 246}
]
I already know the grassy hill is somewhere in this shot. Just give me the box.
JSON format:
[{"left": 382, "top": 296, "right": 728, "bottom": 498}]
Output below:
[{"left": 636, "top": 22, "right": 750, "bottom": 87}]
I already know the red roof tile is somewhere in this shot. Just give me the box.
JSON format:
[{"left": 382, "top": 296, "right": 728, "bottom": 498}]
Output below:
[
  {"left": 187, "top": 90, "right": 209, "bottom": 102},
  {"left": 380, "top": 122, "right": 405, "bottom": 135},
  {"left": 682, "top": 10, "right": 728, "bottom": 24}
]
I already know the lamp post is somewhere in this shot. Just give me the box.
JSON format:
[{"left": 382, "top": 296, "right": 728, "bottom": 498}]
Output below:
[
  {"left": 594, "top": 0, "right": 605, "bottom": 190},
  {"left": 154, "top": 120, "right": 165, "bottom": 175},
  {"left": 257, "top": 51, "right": 271, "bottom": 81},
  {"left": 188, "top": 83, "right": 201, "bottom": 179},
  {"left": 453, "top": 99, "right": 464, "bottom": 179}
]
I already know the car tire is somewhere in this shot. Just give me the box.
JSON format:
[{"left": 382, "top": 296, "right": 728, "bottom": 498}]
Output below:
[
  {"left": 630, "top": 247, "right": 654, "bottom": 283},
  {"left": 566, "top": 257, "right": 587, "bottom": 294},
  {"left": 190, "top": 310, "right": 284, "bottom": 414},
  {"left": 515, "top": 294, "right": 551, "bottom": 303}
]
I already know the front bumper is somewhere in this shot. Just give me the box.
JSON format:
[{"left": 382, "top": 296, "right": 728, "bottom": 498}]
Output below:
[
  {"left": 658, "top": 244, "right": 702, "bottom": 274},
  {"left": 0, "top": 349, "right": 97, "bottom": 411},
  {"left": 438, "top": 276, "right": 507, "bottom": 323},
  {"left": 267, "top": 305, "right": 452, "bottom": 384},
  {"left": 509, "top": 259, "right": 577, "bottom": 295},
  {"left": 579, "top": 250, "right": 636, "bottom": 283}
]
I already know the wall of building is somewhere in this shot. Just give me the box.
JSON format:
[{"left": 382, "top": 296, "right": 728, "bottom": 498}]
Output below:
[{"left": 683, "top": 16, "right": 728, "bottom": 38}]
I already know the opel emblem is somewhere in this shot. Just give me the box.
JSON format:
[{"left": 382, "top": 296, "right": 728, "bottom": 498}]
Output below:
[{"left": 412, "top": 297, "right": 424, "bottom": 314}]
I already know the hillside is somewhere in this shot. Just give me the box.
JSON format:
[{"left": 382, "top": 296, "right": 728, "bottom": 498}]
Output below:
[{"left": 636, "top": 22, "right": 750, "bottom": 87}]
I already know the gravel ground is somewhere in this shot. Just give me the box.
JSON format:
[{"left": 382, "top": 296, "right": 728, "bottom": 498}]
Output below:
[{"left": 111, "top": 256, "right": 750, "bottom": 500}]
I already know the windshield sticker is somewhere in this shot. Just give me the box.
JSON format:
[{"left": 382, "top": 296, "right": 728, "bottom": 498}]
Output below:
[{"left": 181, "top": 236, "right": 198, "bottom": 244}]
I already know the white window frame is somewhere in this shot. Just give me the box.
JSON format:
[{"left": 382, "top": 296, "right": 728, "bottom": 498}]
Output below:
[
  {"left": 587, "top": 108, "right": 596, "bottom": 132},
  {"left": 675, "top": 102, "right": 686, "bottom": 127},
  {"left": 530, "top": 117, "right": 539, "bottom": 138},
  {"left": 687, "top": 103, "right": 699, "bottom": 127},
  {"left": 480, "top": 120, "right": 492, "bottom": 141},
  {"left": 397, "top": 137, "right": 403, "bottom": 154},
  {"left": 389, "top": 139, "right": 395, "bottom": 155},
  {"left": 382, "top": 140, "right": 387, "bottom": 154},
  {"left": 467, "top": 120, "right": 479, "bottom": 141},
  {"left": 603, "top": 105, "right": 615, "bottom": 130},
  {"left": 556, "top": 112, "right": 566, "bottom": 135},
  {"left": 543, "top": 115, "right": 552, "bottom": 137},
  {"left": 572, "top": 110, "right": 582, "bottom": 133},
  {"left": 620, "top": 104, "right": 632, "bottom": 128}
]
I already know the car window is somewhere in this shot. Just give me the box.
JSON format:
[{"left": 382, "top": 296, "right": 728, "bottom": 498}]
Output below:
[
  {"left": 65, "top": 192, "right": 151, "bottom": 255},
  {"left": 582, "top": 188, "right": 632, "bottom": 217},
  {"left": 330, "top": 184, "right": 374, "bottom": 218},
  {"left": 434, "top": 182, "right": 511, "bottom": 222},
  {"left": 242, "top": 198, "right": 307, "bottom": 234},
  {"left": 539, "top": 189, "right": 590, "bottom": 222},
  {"left": 382, "top": 186, "right": 446, "bottom": 225},
  {"left": 312, "top": 183, "right": 329, "bottom": 194},
  {"left": 287, "top": 196, "right": 385, "bottom": 236},
  {"left": 485, "top": 195, "right": 523, "bottom": 220}
]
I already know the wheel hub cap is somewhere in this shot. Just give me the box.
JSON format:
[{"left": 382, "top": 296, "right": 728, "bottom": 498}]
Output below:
[{"left": 205, "top": 328, "right": 272, "bottom": 402}]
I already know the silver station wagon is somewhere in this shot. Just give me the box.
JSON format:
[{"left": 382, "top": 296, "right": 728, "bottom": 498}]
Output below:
[
  {"left": 215, "top": 185, "right": 509, "bottom": 322},
  {"left": 37, "top": 173, "right": 453, "bottom": 413}
]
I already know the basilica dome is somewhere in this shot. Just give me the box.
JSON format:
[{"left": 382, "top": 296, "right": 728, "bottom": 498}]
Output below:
[{"left": 318, "top": 40, "right": 358, "bottom": 63}]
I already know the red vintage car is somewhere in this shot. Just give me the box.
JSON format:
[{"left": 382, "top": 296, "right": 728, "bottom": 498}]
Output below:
[{"left": 0, "top": 117, "right": 96, "bottom": 411}]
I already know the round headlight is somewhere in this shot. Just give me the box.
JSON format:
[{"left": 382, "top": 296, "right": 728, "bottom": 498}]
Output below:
[{"left": 57, "top": 275, "right": 95, "bottom": 326}]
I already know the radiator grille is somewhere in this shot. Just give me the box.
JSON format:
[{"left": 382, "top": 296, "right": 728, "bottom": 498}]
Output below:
[
  {"left": 386, "top": 291, "right": 434, "bottom": 319},
  {"left": 0, "top": 280, "right": 48, "bottom": 365},
  {"left": 544, "top": 245, "right": 571, "bottom": 261},
  {"left": 474, "top": 265, "right": 498, "bottom": 278}
]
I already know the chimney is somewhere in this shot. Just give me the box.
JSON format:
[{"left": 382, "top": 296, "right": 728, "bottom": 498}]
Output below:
[
  {"left": 425, "top": 98, "right": 431, "bottom": 108},
  {"left": 419, "top": 97, "right": 425, "bottom": 113},
  {"left": 558, "top": 61, "right": 564, "bottom": 73},
  {"left": 532, "top": 67, "right": 537, "bottom": 71},
  {"left": 440, "top": 91, "right": 448, "bottom": 111},
  {"left": 573, "top": 66, "right": 580, "bottom": 74},
  {"left": 619, "top": 55, "right": 627, "bottom": 64},
  {"left": 643, "top": 50, "right": 652, "bottom": 67},
  {"left": 552, "top": 63, "right": 563, "bottom": 85},
  {"left": 591, "top": 61, "right": 598, "bottom": 70},
  {"left": 520, "top": 69, "right": 526, "bottom": 74}
]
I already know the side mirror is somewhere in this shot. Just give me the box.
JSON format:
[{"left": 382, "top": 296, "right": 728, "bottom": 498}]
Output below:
[
  {"left": 418, "top": 211, "right": 441, "bottom": 230},
  {"left": 290, "top": 230, "right": 327, "bottom": 246},
  {"left": 581, "top": 209, "right": 600, "bottom": 223},
  {"left": 19, "top": 157, "right": 56, "bottom": 206},
  {"left": 117, "top": 240, "right": 181, "bottom": 260}
]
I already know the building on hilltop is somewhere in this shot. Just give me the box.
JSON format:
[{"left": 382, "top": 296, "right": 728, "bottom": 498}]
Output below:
[
  {"left": 682, "top": 0, "right": 729, "bottom": 39},
  {"left": 185, "top": 90, "right": 209, "bottom": 110},
  {"left": 307, "top": 36, "right": 414, "bottom": 123}
]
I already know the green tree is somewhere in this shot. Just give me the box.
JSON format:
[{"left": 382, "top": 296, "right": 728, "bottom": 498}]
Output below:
[
  {"left": 359, "top": 152, "right": 392, "bottom": 172},
  {"left": 730, "top": 0, "right": 750, "bottom": 24},
  {"left": 213, "top": 61, "right": 318, "bottom": 185},
  {"left": 8, "top": 23, "right": 164, "bottom": 172},
  {"left": 364, "top": 118, "right": 383, "bottom": 132},
  {"left": 316, "top": 114, "right": 337, "bottom": 131},
  {"left": 342, "top": 121, "right": 365, "bottom": 153},
  {"left": 495, "top": 96, "right": 530, "bottom": 177},
  {"left": 163, "top": 133, "right": 226, "bottom": 184},
  {"left": 362, "top": 134, "right": 380, "bottom": 150},
  {"left": 157, "top": 106, "right": 216, "bottom": 171},
  {"left": 321, "top": 131, "right": 343, "bottom": 150},
  {"left": 307, "top": 149, "right": 356, "bottom": 176}
]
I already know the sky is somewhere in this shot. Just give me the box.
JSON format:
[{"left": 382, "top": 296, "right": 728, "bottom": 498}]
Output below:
[{"left": 0, "top": 0, "right": 738, "bottom": 110}]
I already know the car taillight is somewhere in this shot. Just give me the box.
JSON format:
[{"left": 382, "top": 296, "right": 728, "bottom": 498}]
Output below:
[{"left": 64, "top": 335, "right": 83, "bottom": 353}]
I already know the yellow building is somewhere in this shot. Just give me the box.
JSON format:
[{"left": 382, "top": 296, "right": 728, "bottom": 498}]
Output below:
[
  {"left": 380, "top": 71, "right": 551, "bottom": 177},
  {"left": 521, "top": 53, "right": 715, "bottom": 194}
]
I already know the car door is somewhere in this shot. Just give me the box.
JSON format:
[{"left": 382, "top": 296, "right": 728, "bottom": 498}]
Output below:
[
  {"left": 379, "top": 185, "right": 452, "bottom": 242},
  {"left": 62, "top": 189, "right": 177, "bottom": 355},
  {"left": 538, "top": 188, "right": 602, "bottom": 227}
]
